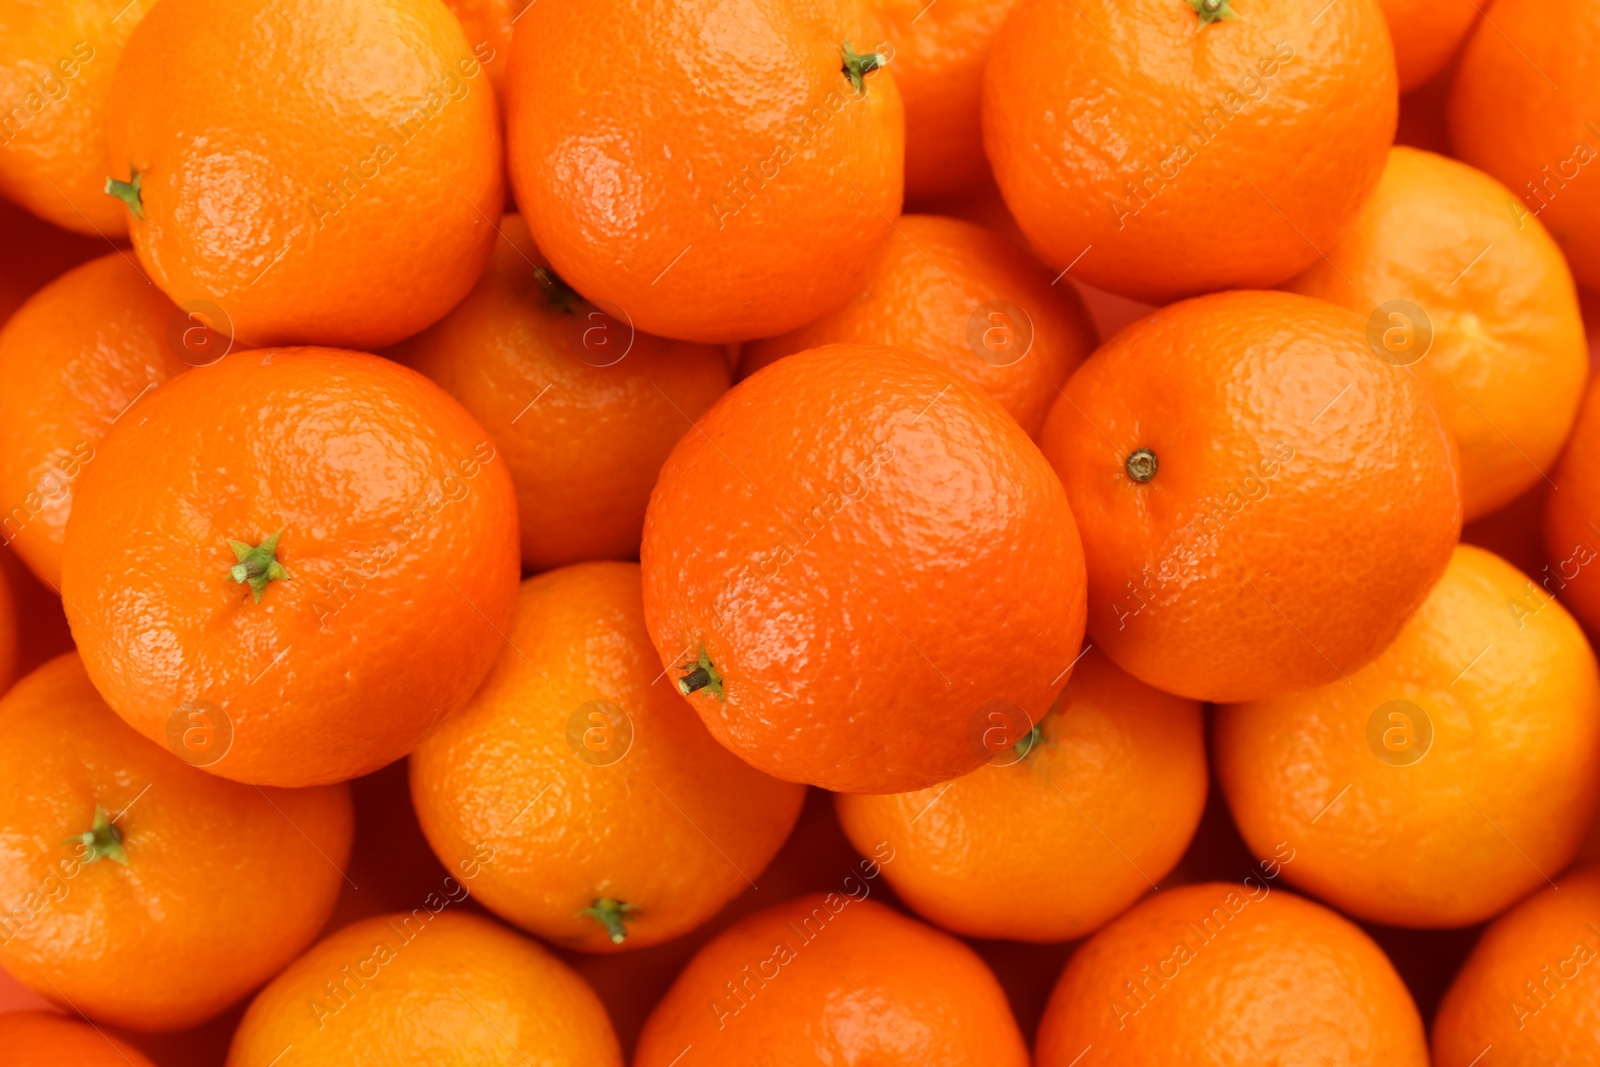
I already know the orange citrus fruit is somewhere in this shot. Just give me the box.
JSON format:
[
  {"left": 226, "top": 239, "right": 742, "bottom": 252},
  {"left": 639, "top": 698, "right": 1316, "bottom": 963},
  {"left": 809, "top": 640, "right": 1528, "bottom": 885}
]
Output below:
[
  {"left": 875, "top": 0, "right": 1021, "bottom": 201},
  {"left": 983, "top": 0, "right": 1397, "bottom": 302},
  {"left": 226, "top": 911, "right": 622, "bottom": 1065},
  {"left": 0, "top": 251, "right": 190, "bottom": 588},
  {"left": 1432, "top": 864, "right": 1600, "bottom": 1067},
  {"left": 410, "top": 561, "right": 806, "bottom": 952},
  {"left": 1449, "top": 0, "right": 1600, "bottom": 290},
  {"left": 1035, "top": 882, "right": 1430, "bottom": 1065},
  {"left": 104, "top": 0, "right": 503, "bottom": 348},
  {"left": 59, "top": 347, "right": 521, "bottom": 787},
  {"left": 0, "top": 653, "right": 353, "bottom": 1031},
  {"left": 1217, "top": 544, "right": 1600, "bottom": 927},
  {"left": 635, "top": 893, "right": 1029, "bottom": 1066},
  {"left": 1289, "top": 146, "right": 1587, "bottom": 521},
  {"left": 504, "top": 0, "right": 905, "bottom": 342},
  {"left": 835, "top": 648, "right": 1206, "bottom": 941},
  {"left": 389, "top": 215, "right": 730, "bottom": 571},
  {"left": 0, "top": 0, "right": 152, "bottom": 235},
  {"left": 1036, "top": 289, "right": 1461, "bottom": 703},
  {"left": 641, "top": 342, "right": 1087, "bottom": 794},
  {"left": 1043, "top": 883, "right": 1433, "bottom": 1062},
  {"left": 741, "top": 213, "right": 1097, "bottom": 438}
]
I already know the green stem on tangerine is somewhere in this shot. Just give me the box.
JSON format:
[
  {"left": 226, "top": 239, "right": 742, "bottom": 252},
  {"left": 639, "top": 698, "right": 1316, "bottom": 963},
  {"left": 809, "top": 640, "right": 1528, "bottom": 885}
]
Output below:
[
  {"left": 1125, "top": 448, "right": 1158, "bottom": 484},
  {"left": 533, "top": 265, "right": 579, "bottom": 314},
  {"left": 1184, "top": 0, "right": 1239, "bottom": 28},
  {"left": 676, "top": 647, "right": 724, "bottom": 701},
  {"left": 1014, "top": 723, "right": 1043, "bottom": 761},
  {"left": 228, "top": 528, "right": 290, "bottom": 603},
  {"left": 104, "top": 171, "right": 144, "bottom": 220},
  {"left": 841, "top": 41, "right": 887, "bottom": 96},
  {"left": 580, "top": 898, "right": 637, "bottom": 944},
  {"left": 63, "top": 805, "right": 128, "bottom": 866}
]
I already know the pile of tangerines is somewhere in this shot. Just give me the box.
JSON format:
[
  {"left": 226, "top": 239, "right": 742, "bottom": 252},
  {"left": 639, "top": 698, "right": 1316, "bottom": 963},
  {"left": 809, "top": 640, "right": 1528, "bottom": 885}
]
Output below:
[{"left": 1, "top": 0, "right": 1598, "bottom": 1063}]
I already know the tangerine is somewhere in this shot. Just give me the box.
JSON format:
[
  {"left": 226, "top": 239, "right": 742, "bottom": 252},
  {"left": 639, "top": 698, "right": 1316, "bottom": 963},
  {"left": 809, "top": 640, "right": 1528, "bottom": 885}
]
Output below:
[
  {"left": 0, "top": 653, "right": 353, "bottom": 1030},
  {"left": 741, "top": 214, "right": 1097, "bottom": 437},
  {"left": 389, "top": 216, "right": 729, "bottom": 571},
  {"left": 983, "top": 0, "right": 1397, "bottom": 302},
  {"left": 60, "top": 347, "right": 520, "bottom": 786},
  {"left": 0, "top": 252, "right": 190, "bottom": 587},
  {"left": 104, "top": 0, "right": 503, "bottom": 348},
  {"left": 0, "top": 0, "right": 151, "bottom": 235},
  {"left": 504, "top": 0, "right": 904, "bottom": 342},
  {"left": 1036, "top": 290, "right": 1461, "bottom": 703},
  {"left": 835, "top": 649, "right": 1206, "bottom": 941},
  {"left": 1035, "top": 882, "right": 1430, "bottom": 1065},
  {"left": 226, "top": 911, "right": 622, "bottom": 1066},
  {"left": 1289, "top": 146, "right": 1587, "bottom": 521},
  {"left": 410, "top": 561, "right": 806, "bottom": 952},
  {"left": 875, "top": 0, "right": 1022, "bottom": 201},
  {"left": 1216, "top": 544, "right": 1600, "bottom": 927},
  {"left": 641, "top": 343, "right": 1087, "bottom": 793},
  {"left": 1449, "top": 0, "right": 1600, "bottom": 290},
  {"left": 634, "top": 893, "right": 1029, "bottom": 1066},
  {"left": 1432, "top": 865, "right": 1600, "bottom": 1067}
]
